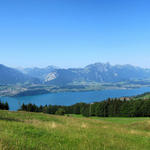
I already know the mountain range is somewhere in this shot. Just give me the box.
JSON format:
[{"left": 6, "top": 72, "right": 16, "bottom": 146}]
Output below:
[
  {"left": 1, "top": 62, "right": 150, "bottom": 86},
  {"left": 44, "top": 63, "right": 150, "bottom": 85},
  {"left": 0, "top": 64, "right": 40, "bottom": 85}
]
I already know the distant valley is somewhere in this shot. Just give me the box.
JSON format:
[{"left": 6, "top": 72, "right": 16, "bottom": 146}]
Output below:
[{"left": 1, "top": 62, "right": 150, "bottom": 96}]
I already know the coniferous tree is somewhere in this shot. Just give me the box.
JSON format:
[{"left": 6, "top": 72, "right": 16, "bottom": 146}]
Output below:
[{"left": 55, "top": 108, "right": 65, "bottom": 115}]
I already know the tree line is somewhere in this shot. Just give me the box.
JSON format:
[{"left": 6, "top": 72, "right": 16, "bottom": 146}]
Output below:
[
  {"left": 0, "top": 101, "right": 9, "bottom": 110},
  {"left": 19, "top": 97, "right": 150, "bottom": 117}
]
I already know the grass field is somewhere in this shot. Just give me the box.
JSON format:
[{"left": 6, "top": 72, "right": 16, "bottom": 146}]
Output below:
[
  {"left": 1, "top": 111, "right": 150, "bottom": 150},
  {"left": 134, "top": 93, "right": 150, "bottom": 100}
]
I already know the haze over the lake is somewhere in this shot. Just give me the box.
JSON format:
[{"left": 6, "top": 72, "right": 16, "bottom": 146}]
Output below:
[{"left": 0, "top": 0, "right": 150, "bottom": 68}]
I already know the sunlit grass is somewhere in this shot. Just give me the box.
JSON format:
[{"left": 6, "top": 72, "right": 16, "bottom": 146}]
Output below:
[{"left": 0, "top": 110, "right": 150, "bottom": 150}]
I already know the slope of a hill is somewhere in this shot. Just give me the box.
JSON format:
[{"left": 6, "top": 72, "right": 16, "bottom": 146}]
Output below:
[
  {"left": 45, "top": 63, "right": 150, "bottom": 85},
  {"left": 0, "top": 64, "right": 40, "bottom": 85},
  {"left": 134, "top": 92, "right": 150, "bottom": 100},
  {"left": 0, "top": 110, "right": 150, "bottom": 150},
  {"left": 17, "top": 62, "right": 150, "bottom": 86},
  {"left": 21, "top": 66, "right": 58, "bottom": 80}
]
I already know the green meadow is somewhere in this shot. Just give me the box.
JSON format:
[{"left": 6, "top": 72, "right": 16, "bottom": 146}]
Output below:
[{"left": 0, "top": 110, "right": 150, "bottom": 150}]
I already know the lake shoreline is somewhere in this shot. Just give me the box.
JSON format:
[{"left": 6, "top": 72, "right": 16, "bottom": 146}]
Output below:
[
  {"left": 1, "top": 86, "right": 150, "bottom": 111},
  {"left": 0, "top": 85, "right": 148, "bottom": 97}
]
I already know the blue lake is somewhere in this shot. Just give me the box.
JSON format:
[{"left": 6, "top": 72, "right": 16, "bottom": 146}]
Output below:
[{"left": 1, "top": 87, "right": 150, "bottom": 111}]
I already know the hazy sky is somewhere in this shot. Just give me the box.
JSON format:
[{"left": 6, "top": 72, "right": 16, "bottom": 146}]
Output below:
[{"left": 0, "top": 0, "right": 150, "bottom": 68}]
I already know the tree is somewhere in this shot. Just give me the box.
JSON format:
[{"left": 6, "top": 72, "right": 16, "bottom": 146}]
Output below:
[
  {"left": 21, "top": 103, "right": 27, "bottom": 111},
  {"left": 5, "top": 102, "right": 9, "bottom": 110},
  {"left": 90, "top": 103, "right": 98, "bottom": 116},
  {"left": 0, "top": 100, "right": 9, "bottom": 110},
  {"left": 81, "top": 104, "right": 90, "bottom": 117},
  {"left": 55, "top": 108, "right": 65, "bottom": 115}
]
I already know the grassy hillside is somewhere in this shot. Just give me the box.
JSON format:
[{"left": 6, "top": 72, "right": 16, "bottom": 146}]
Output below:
[
  {"left": 0, "top": 111, "right": 150, "bottom": 150},
  {"left": 134, "top": 92, "right": 150, "bottom": 100}
]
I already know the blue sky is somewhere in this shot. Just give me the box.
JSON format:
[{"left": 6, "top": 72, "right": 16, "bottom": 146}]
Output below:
[{"left": 0, "top": 0, "right": 150, "bottom": 68}]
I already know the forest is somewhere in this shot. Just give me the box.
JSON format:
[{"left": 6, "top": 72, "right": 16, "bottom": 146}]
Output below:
[
  {"left": 0, "top": 101, "right": 9, "bottom": 110},
  {"left": 19, "top": 96, "right": 150, "bottom": 117}
]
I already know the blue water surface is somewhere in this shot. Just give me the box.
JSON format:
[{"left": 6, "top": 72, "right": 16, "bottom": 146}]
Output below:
[{"left": 1, "top": 87, "right": 150, "bottom": 111}]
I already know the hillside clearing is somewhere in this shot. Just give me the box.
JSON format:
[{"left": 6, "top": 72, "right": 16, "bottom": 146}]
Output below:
[{"left": 0, "top": 111, "right": 150, "bottom": 150}]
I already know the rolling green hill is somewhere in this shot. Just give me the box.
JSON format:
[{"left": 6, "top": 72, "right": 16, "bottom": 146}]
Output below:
[
  {"left": 134, "top": 92, "right": 150, "bottom": 100},
  {"left": 1, "top": 110, "right": 150, "bottom": 150}
]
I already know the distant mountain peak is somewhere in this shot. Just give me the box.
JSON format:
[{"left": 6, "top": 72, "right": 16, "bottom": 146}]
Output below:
[
  {"left": 44, "top": 62, "right": 150, "bottom": 85},
  {"left": 1, "top": 62, "right": 150, "bottom": 86},
  {"left": 46, "top": 65, "right": 58, "bottom": 69},
  {"left": 0, "top": 64, "right": 40, "bottom": 85}
]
